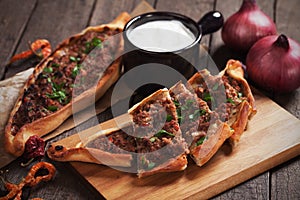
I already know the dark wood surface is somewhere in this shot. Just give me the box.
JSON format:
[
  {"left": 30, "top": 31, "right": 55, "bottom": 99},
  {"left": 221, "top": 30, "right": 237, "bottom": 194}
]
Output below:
[{"left": 0, "top": 0, "right": 299, "bottom": 199}]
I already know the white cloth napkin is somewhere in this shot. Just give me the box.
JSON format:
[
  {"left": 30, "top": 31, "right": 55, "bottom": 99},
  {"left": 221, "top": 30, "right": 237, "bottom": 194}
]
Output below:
[{"left": 0, "top": 68, "right": 34, "bottom": 168}]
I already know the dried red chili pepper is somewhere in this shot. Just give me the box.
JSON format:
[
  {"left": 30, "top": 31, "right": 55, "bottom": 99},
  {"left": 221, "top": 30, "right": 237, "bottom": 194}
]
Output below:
[{"left": 22, "top": 135, "right": 45, "bottom": 162}]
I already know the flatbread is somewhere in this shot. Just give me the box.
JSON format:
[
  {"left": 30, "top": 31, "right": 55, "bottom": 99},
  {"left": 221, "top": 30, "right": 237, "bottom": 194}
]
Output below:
[{"left": 5, "top": 12, "right": 131, "bottom": 157}]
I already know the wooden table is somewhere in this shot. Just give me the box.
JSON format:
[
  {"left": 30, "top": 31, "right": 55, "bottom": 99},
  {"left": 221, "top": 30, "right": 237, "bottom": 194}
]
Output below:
[{"left": 0, "top": 0, "right": 299, "bottom": 199}]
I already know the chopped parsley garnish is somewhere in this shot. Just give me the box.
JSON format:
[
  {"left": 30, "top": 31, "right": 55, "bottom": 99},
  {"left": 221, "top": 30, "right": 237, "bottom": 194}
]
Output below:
[
  {"left": 85, "top": 37, "right": 102, "bottom": 53},
  {"left": 196, "top": 136, "right": 206, "bottom": 146},
  {"left": 154, "top": 130, "right": 175, "bottom": 137},
  {"left": 173, "top": 100, "right": 180, "bottom": 107},
  {"left": 43, "top": 67, "right": 53, "bottom": 73},
  {"left": 181, "top": 99, "right": 195, "bottom": 111},
  {"left": 188, "top": 109, "right": 206, "bottom": 120},
  {"left": 140, "top": 156, "right": 156, "bottom": 169},
  {"left": 47, "top": 105, "right": 58, "bottom": 111},
  {"left": 52, "top": 63, "right": 60, "bottom": 68},
  {"left": 166, "top": 114, "right": 173, "bottom": 122},
  {"left": 70, "top": 56, "right": 80, "bottom": 62},
  {"left": 72, "top": 64, "right": 82, "bottom": 77},
  {"left": 52, "top": 82, "right": 64, "bottom": 91},
  {"left": 227, "top": 98, "right": 235, "bottom": 104},
  {"left": 147, "top": 162, "right": 156, "bottom": 169},
  {"left": 91, "top": 37, "right": 102, "bottom": 47},
  {"left": 173, "top": 100, "right": 182, "bottom": 124},
  {"left": 46, "top": 81, "right": 68, "bottom": 104},
  {"left": 47, "top": 91, "right": 66, "bottom": 104},
  {"left": 203, "top": 93, "right": 214, "bottom": 102},
  {"left": 212, "top": 83, "right": 219, "bottom": 91}
]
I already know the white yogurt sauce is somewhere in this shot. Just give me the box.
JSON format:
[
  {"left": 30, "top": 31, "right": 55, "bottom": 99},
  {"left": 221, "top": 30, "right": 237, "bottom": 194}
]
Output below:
[{"left": 127, "top": 20, "right": 196, "bottom": 52}]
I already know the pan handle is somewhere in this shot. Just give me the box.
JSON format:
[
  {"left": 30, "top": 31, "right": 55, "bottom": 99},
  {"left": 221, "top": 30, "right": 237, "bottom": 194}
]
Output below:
[{"left": 198, "top": 11, "right": 224, "bottom": 35}]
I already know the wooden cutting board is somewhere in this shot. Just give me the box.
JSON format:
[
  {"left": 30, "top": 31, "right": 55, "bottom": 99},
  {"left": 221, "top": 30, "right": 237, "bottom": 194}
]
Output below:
[{"left": 53, "top": 88, "right": 300, "bottom": 200}]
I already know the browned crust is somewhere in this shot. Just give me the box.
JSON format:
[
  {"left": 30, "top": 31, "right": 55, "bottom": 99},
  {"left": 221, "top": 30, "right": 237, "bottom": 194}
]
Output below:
[
  {"left": 47, "top": 145, "right": 132, "bottom": 167},
  {"left": 47, "top": 126, "right": 133, "bottom": 167},
  {"left": 229, "top": 101, "right": 252, "bottom": 145},
  {"left": 219, "top": 60, "right": 256, "bottom": 145},
  {"left": 220, "top": 59, "right": 256, "bottom": 116},
  {"left": 187, "top": 69, "right": 211, "bottom": 90},
  {"left": 5, "top": 12, "right": 131, "bottom": 157},
  {"left": 190, "top": 121, "right": 232, "bottom": 167},
  {"left": 137, "top": 153, "right": 188, "bottom": 178}
]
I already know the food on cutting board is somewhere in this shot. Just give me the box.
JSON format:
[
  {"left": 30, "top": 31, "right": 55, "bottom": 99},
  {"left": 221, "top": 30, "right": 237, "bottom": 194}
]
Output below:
[
  {"left": 4, "top": 12, "right": 131, "bottom": 157},
  {"left": 47, "top": 59, "right": 256, "bottom": 177}
]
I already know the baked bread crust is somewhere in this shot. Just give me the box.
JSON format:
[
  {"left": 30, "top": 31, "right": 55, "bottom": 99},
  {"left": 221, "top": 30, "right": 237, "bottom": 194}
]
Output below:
[
  {"left": 47, "top": 127, "right": 133, "bottom": 167},
  {"left": 5, "top": 12, "right": 131, "bottom": 157}
]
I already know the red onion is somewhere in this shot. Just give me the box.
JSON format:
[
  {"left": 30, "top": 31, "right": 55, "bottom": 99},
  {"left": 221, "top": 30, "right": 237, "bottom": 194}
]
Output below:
[
  {"left": 221, "top": 0, "right": 277, "bottom": 52},
  {"left": 246, "top": 34, "right": 300, "bottom": 93}
]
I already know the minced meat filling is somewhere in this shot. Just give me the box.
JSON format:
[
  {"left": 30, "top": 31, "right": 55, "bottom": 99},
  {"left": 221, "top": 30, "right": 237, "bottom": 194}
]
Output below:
[
  {"left": 170, "top": 83, "right": 217, "bottom": 146},
  {"left": 132, "top": 97, "right": 176, "bottom": 139},
  {"left": 11, "top": 28, "right": 120, "bottom": 136},
  {"left": 86, "top": 127, "right": 137, "bottom": 153},
  {"left": 193, "top": 73, "right": 246, "bottom": 122},
  {"left": 131, "top": 97, "right": 187, "bottom": 170}
]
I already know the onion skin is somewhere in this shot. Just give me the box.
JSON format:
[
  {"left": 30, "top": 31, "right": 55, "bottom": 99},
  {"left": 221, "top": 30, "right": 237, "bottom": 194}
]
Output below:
[
  {"left": 221, "top": 0, "right": 277, "bottom": 52},
  {"left": 246, "top": 34, "right": 300, "bottom": 93}
]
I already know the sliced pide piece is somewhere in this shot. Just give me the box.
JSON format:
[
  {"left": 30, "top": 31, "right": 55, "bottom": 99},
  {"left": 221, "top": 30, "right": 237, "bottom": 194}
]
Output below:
[
  {"left": 5, "top": 12, "right": 131, "bottom": 157},
  {"left": 47, "top": 126, "right": 134, "bottom": 167},
  {"left": 128, "top": 88, "right": 189, "bottom": 178},
  {"left": 169, "top": 82, "right": 232, "bottom": 166},
  {"left": 188, "top": 59, "right": 256, "bottom": 146},
  {"left": 218, "top": 60, "right": 256, "bottom": 145}
]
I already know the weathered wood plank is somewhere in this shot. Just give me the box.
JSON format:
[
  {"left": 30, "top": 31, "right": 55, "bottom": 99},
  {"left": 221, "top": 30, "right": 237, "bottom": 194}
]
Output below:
[
  {"left": 90, "top": 0, "right": 136, "bottom": 26},
  {"left": 275, "top": 0, "right": 300, "bottom": 41},
  {"left": 212, "top": 173, "right": 269, "bottom": 200},
  {"left": 155, "top": 0, "right": 214, "bottom": 48},
  {"left": 271, "top": 156, "right": 300, "bottom": 199},
  {"left": 0, "top": 0, "right": 37, "bottom": 80},
  {"left": 90, "top": 0, "right": 156, "bottom": 26},
  {"left": 211, "top": 0, "right": 275, "bottom": 69},
  {"left": 4, "top": 0, "right": 95, "bottom": 79},
  {"left": 271, "top": 1, "right": 300, "bottom": 199}
]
